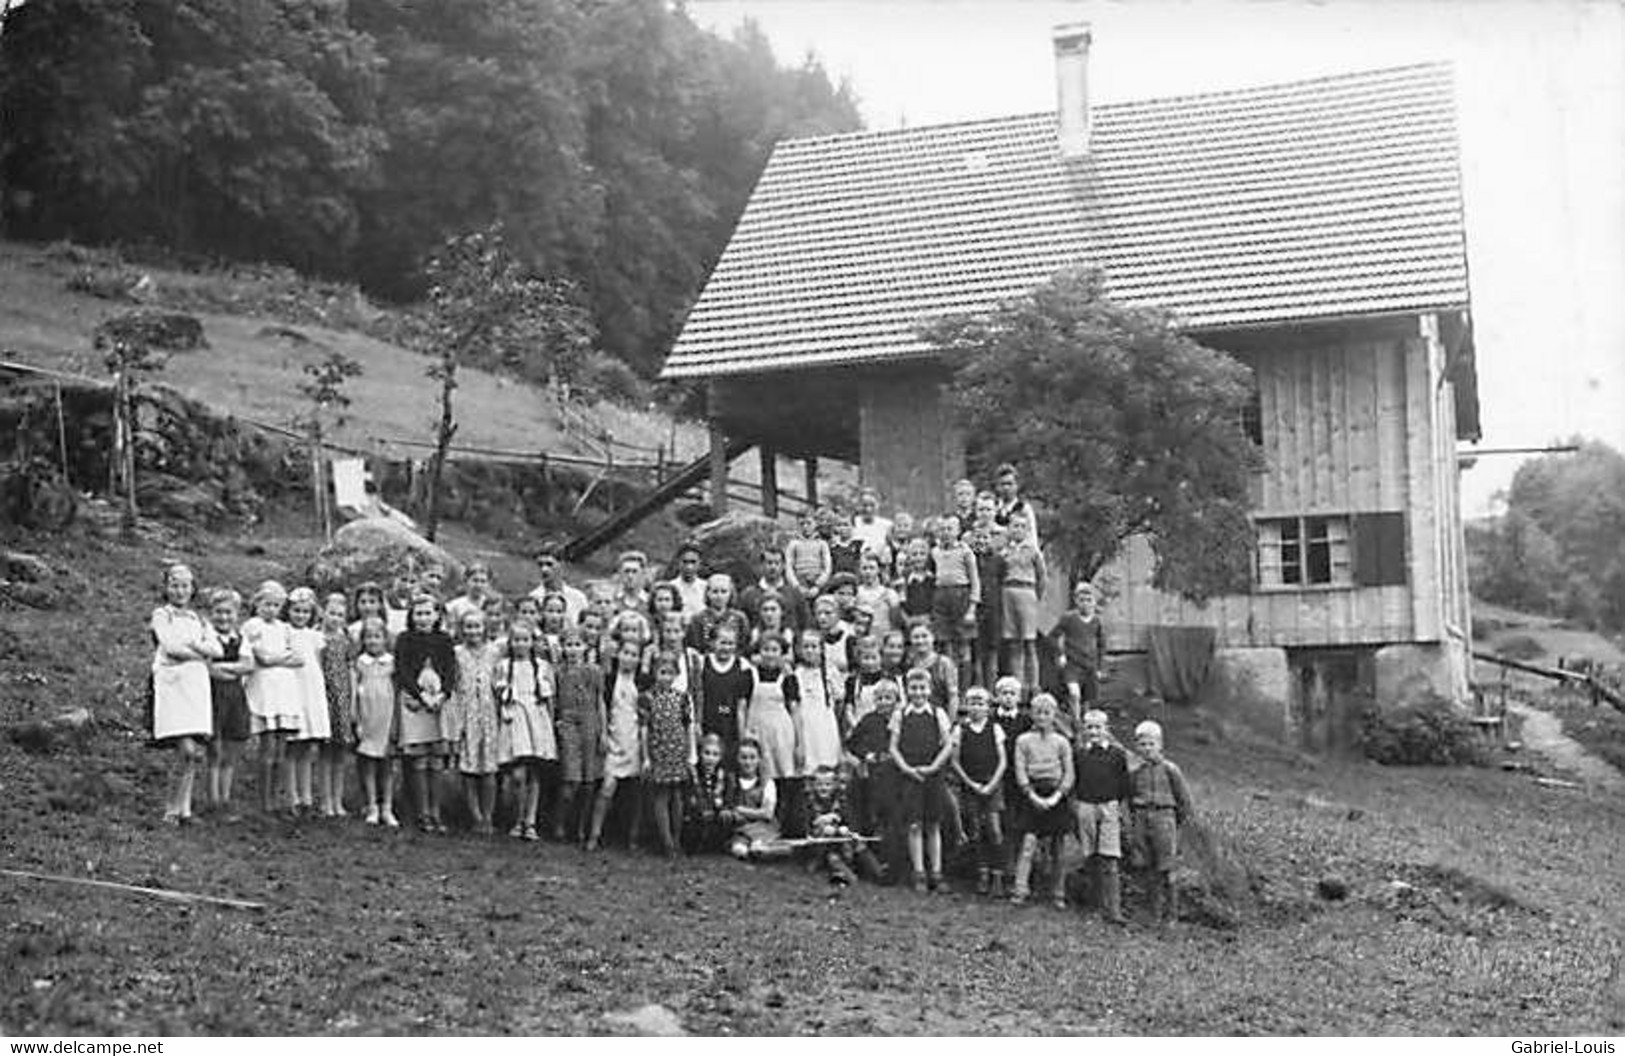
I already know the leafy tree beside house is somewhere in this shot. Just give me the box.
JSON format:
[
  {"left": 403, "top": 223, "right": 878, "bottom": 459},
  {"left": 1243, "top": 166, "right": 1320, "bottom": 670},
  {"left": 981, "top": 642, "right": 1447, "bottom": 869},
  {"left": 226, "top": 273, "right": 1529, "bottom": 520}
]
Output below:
[{"left": 929, "top": 268, "right": 1263, "bottom": 602}]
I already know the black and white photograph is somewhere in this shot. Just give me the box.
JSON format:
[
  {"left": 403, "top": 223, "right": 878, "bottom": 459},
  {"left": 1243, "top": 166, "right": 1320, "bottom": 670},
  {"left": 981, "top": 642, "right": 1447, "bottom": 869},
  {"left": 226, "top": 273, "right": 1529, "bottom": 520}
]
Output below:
[{"left": 1, "top": 0, "right": 1622, "bottom": 1039}]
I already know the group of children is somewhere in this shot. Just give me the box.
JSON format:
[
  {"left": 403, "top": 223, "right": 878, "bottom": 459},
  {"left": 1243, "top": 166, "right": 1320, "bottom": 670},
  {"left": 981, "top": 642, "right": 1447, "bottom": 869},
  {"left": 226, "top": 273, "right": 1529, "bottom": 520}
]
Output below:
[{"left": 145, "top": 466, "right": 1195, "bottom": 924}]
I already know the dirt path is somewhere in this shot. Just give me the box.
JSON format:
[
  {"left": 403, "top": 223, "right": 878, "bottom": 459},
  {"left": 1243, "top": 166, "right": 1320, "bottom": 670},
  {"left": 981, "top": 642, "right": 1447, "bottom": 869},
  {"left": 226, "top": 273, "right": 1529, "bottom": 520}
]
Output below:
[{"left": 1507, "top": 700, "right": 1625, "bottom": 792}]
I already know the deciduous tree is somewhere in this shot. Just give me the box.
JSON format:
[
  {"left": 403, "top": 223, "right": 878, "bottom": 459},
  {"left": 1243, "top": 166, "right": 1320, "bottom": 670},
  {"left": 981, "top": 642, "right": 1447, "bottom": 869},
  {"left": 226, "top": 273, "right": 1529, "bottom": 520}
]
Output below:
[
  {"left": 929, "top": 268, "right": 1262, "bottom": 601},
  {"left": 418, "top": 226, "right": 593, "bottom": 541},
  {"left": 294, "top": 351, "right": 364, "bottom": 538}
]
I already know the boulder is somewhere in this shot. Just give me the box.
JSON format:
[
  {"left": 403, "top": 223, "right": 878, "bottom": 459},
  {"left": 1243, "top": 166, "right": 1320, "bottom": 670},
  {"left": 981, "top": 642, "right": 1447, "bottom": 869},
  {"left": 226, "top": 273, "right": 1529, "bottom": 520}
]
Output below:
[
  {"left": 306, "top": 516, "right": 464, "bottom": 594},
  {"left": 603, "top": 1004, "right": 686, "bottom": 1037},
  {"left": 682, "top": 512, "right": 784, "bottom": 590},
  {"left": 136, "top": 474, "right": 229, "bottom": 527},
  {"left": 0, "top": 582, "right": 60, "bottom": 610},
  {"left": 4, "top": 550, "right": 55, "bottom": 583},
  {"left": 0, "top": 549, "right": 82, "bottom": 610}
]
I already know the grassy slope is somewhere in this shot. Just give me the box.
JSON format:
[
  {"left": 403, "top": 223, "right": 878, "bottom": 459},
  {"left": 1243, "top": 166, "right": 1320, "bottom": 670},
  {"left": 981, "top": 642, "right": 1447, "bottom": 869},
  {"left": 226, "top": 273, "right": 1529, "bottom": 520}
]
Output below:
[
  {"left": 0, "top": 241, "right": 706, "bottom": 462},
  {"left": 2, "top": 519, "right": 1623, "bottom": 1034}
]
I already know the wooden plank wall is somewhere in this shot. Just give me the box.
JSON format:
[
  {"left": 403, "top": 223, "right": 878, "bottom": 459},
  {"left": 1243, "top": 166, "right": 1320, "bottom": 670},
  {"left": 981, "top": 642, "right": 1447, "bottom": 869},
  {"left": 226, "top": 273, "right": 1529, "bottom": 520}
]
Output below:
[
  {"left": 858, "top": 374, "right": 964, "bottom": 517},
  {"left": 1427, "top": 319, "right": 1473, "bottom": 642},
  {"left": 1100, "top": 333, "right": 1442, "bottom": 650}
]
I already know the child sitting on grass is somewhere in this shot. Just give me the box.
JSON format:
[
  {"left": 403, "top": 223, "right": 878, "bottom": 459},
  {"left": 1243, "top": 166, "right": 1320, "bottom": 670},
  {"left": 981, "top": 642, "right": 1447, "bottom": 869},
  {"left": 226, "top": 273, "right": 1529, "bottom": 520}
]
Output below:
[
  {"left": 728, "top": 738, "right": 786, "bottom": 860},
  {"left": 801, "top": 763, "right": 881, "bottom": 886},
  {"left": 1129, "top": 719, "right": 1194, "bottom": 927},
  {"left": 685, "top": 733, "right": 737, "bottom": 854}
]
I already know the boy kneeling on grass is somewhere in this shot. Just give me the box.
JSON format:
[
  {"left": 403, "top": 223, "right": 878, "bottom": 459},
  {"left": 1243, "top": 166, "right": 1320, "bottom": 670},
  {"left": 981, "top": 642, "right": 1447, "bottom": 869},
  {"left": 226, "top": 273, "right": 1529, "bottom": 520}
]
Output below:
[{"left": 1128, "top": 720, "right": 1194, "bottom": 927}]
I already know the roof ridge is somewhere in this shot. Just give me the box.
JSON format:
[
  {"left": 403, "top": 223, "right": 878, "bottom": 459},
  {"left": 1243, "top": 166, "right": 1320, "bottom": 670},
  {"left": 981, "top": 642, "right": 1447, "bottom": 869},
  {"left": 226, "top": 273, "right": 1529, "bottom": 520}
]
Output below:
[{"left": 777, "top": 61, "right": 1454, "bottom": 150}]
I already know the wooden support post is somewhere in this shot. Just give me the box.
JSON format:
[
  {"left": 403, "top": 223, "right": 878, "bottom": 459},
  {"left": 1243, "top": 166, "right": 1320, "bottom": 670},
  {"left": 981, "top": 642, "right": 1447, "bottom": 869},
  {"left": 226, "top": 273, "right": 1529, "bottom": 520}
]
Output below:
[
  {"left": 759, "top": 444, "right": 779, "bottom": 519},
  {"left": 709, "top": 418, "right": 729, "bottom": 517},
  {"left": 804, "top": 456, "right": 819, "bottom": 508}
]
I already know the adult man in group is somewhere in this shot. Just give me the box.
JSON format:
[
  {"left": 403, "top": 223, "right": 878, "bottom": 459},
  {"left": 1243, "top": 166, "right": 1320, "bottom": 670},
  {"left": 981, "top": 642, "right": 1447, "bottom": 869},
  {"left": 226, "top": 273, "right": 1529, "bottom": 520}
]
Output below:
[
  {"left": 738, "top": 546, "right": 809, "bottom": 632},
  {"left": 667, "top": 542, "right": 707, "bottom": 624},
  {"left": 529, "top": 543, "right": 589, "bottom": 623}
]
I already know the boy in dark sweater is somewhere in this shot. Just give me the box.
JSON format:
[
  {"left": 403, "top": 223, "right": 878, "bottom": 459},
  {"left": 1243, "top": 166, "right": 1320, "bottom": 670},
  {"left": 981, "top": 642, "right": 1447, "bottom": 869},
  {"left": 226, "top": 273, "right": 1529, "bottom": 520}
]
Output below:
[
  {"left": 1049, "top": 582, "right": 1107, "bottom": 733},
  {"left": 844, "top": 678, "right": 902, "bottom": 882},
  {"left": 1072, "top": 709, "right": 1132, "bottom": 924}
]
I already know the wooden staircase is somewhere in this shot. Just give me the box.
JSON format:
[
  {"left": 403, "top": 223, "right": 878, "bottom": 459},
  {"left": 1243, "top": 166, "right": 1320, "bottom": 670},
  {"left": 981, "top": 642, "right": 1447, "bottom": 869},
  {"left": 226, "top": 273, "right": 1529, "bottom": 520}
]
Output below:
[{"left": 561, "top": 436, "right": 752, "bottom": 562}]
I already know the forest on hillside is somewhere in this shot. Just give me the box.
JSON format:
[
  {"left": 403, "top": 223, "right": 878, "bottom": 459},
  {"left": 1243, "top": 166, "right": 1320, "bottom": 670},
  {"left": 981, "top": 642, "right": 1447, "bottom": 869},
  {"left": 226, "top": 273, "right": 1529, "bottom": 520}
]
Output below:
[
  {"left": 0, "top": 0, "right": 862, "bottom": 377},
  {"left": 1468, "top": 440, "right": 1625, "bottom": 636}
]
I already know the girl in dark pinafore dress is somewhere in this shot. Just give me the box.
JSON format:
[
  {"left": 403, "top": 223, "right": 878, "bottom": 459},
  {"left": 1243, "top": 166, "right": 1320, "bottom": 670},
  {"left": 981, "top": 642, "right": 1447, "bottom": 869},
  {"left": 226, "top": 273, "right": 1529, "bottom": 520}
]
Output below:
[{"left": 551, "top": 627, "right": 605, "bottom": 844}]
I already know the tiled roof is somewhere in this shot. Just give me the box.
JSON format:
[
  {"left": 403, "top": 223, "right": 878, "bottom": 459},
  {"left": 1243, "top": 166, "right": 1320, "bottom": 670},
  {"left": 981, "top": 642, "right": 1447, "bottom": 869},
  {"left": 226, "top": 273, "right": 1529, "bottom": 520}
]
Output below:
[{"left": 662, "top": 63, "right": 1470, "bottom": 379}]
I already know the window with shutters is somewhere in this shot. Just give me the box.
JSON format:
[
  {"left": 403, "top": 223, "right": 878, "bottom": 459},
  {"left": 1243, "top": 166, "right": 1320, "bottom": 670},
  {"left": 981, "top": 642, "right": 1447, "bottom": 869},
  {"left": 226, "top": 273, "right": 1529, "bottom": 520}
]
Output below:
[
  {"left": 1256, "top": 512, "right": 1407, "bottom": 590},
  {"left": 1256, "top": 515, "right": 1353, "bottom": 588}
]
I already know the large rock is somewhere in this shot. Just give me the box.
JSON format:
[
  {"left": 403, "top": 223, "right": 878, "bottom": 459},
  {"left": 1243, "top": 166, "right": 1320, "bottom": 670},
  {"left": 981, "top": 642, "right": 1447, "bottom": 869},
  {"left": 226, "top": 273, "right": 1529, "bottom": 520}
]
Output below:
[
  {"left": 137, "top": 474, "right": 230, "bottom": 527},
  {"left": 682, "top": 512, "right": 784, "bottom": 589},
  {"left": 306, "top": 516, "right": 464, "bottom": 594}
]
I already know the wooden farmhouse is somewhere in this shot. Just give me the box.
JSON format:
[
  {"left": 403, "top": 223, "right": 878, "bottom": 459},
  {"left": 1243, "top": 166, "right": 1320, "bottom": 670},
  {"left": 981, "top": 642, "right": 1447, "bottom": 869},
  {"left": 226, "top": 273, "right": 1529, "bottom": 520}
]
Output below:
[{"left": 659, "top": 26, "right": 1481, "bottom": 745}]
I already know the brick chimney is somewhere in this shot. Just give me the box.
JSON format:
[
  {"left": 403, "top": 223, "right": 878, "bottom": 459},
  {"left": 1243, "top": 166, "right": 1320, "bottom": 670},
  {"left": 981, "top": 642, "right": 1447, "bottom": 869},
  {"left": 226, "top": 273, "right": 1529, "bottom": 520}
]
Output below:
[{"left": 1053, "top": 22, "right": 1092, "bottom": 160}]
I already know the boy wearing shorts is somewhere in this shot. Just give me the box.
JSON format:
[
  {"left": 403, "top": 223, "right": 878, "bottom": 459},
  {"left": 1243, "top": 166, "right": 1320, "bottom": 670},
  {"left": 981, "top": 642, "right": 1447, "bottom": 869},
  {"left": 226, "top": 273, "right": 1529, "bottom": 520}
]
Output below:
[
  {"left": 1129, "top": 720, "right": 1194, "bottom": 927},
  {"left": 1073, "top": 709, "right": 1131, "bottom": 924}
]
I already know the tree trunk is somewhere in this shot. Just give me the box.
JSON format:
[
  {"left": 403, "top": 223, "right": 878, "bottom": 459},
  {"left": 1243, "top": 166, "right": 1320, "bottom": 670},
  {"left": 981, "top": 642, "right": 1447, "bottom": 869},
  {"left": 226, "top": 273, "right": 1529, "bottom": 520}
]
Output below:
[
  {"left": 115, "top": 371, "right": 138, "bottom": 538},
  {"left": 425, "top": 357, "right": 458, "bottom": 542},
  {"left": 310, "top": 421, "right": 330, "bottom": 540}
]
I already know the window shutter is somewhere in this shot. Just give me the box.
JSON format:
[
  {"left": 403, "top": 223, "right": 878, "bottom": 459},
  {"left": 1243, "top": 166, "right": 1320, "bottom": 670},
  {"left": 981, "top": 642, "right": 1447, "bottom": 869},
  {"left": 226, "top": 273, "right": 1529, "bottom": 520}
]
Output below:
[{"left": 1354, "top": 512, "right": 1407, "bottom": 586}]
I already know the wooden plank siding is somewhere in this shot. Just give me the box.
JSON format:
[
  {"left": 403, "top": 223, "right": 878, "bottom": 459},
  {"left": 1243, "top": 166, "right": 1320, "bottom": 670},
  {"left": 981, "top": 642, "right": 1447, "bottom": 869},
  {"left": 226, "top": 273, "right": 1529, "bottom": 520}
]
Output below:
[
  {"left": 1099, "top": 325, "right": 1459, "bottom": 651},
  {"left": 858, "top": 373, "right": 966, "bottom": 518}
]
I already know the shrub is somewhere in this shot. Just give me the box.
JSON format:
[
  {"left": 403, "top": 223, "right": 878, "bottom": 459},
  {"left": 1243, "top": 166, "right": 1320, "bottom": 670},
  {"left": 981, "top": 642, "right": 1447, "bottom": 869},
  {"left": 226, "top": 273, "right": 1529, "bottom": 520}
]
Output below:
[
  {"left": 1498, "top": 634, "right": 1546, "bottom": 661},
  {"left": 1360, "top": 694, "right": 1483, "bottom": 766},
  {"left": 576, "top": 352, "right": 649, "bottom": 406}
]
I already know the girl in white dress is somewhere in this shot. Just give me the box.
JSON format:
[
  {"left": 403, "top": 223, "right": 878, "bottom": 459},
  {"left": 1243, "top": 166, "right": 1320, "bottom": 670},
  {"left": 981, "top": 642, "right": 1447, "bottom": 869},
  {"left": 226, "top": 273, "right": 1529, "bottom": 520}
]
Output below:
[
  {"left": 587, "top": 638, "right": 646, "bottom": 851},
  {"left": 150, "top": 563, "right": 222, "bottom": 824},
  {"left": 284, "top": 587, "right": 332, "bottom": 816},
  {"left": 792, "top": 629, "right": 843, "bottom": 777},
  {"left": 242, "top": 580, "right": 303, "bottom": 813},
  {"left": 352, "top": 618, "right": 398, "bottom": 826},
  {"left": 494, "top": 619, "right": 556, "bottom": 840},
  {"left": 744, "top": 634, "right": 800, "bottom": 807}
]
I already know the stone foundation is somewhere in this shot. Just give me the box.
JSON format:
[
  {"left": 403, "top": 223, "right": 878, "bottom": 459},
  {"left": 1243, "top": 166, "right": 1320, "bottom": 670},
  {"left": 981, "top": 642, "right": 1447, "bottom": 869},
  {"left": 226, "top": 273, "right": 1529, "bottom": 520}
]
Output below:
[
  {"left": 1374, "top": 639, "right": 1471, "bottom": 711},
  {"left": 1199, "top": 647, "right": 1293, "bottom": 742}
]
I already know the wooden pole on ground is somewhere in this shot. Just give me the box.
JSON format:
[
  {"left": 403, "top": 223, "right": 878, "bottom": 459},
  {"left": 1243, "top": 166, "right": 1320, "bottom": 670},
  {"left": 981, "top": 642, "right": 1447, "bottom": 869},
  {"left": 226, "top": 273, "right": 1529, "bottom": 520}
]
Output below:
[
  {"left": 0, "top": 867, "right": 267, "bottom": 911},
  {"left": 759, "top": 444, "right": 778, "bottom": 519}
]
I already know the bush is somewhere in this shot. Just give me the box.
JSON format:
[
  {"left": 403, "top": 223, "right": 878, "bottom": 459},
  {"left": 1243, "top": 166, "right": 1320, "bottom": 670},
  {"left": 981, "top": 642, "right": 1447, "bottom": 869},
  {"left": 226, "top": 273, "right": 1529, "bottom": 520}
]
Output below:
[
  {"left": 1499, "top": 634, "right": 1546, "bottom": 661},
  {"left": 576, "top": 352, "right": 650, "bottom": 406},
  {"left": 1360, "top": 695, "right": 1483, "bottom": 766}
]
